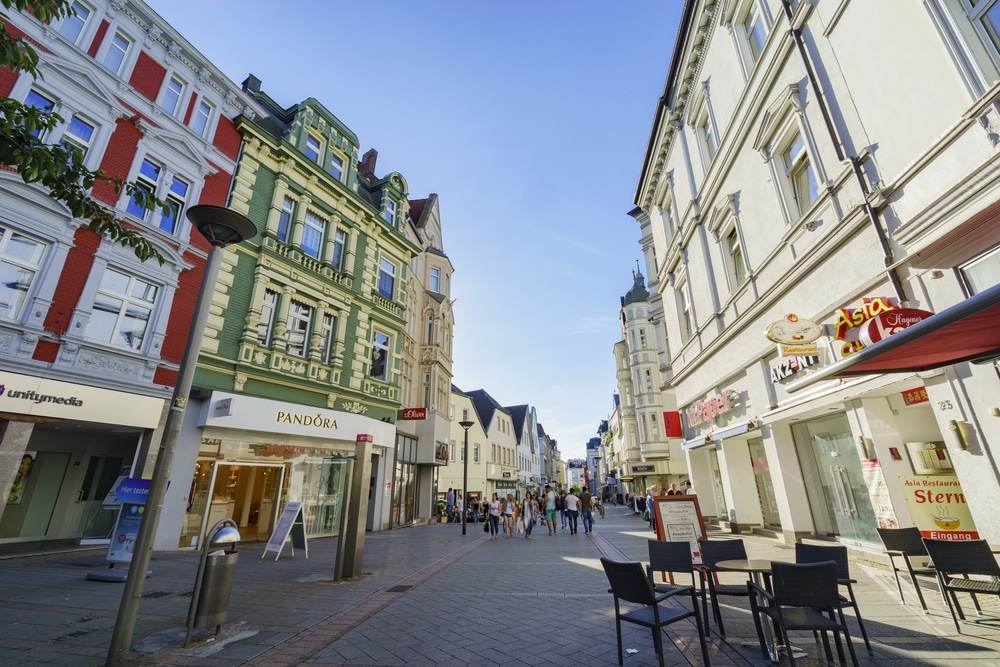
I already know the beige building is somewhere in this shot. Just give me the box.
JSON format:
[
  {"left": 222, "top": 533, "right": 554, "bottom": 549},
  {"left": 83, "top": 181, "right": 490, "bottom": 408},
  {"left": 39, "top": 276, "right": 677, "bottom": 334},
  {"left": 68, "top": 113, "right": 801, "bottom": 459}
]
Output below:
[{"left": 632, "top": 0, "right": 1000, "bottom": 548}]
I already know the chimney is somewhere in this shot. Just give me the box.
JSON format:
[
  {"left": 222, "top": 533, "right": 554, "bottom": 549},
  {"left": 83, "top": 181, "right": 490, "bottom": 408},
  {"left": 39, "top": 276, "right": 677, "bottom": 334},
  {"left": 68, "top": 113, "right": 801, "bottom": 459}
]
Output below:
[
  {"left": 359, "top": 148, "right": 378, "bottom": 180},
  {"left": 241, "top": 74, "right": 262, "bottom": 94}
]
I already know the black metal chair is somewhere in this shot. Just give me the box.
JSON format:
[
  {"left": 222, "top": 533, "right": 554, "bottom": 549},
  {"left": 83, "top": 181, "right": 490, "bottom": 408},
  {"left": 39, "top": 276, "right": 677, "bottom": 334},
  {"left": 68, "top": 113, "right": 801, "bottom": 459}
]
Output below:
[
  {"left": 647, "top": 539, "right": 705, "bottom": 603},
  {"left": 795, "top": 543, "right": 872, "bottom": 653},
  {"left": 748, "top": 561, "right": 860, "bottom": 667},
  {"left": 697, "top": 537, "right": 750, "bottom": 638},
  {"left": 876, "top": 527, "right": 936, "bottom": 611},
  {"left": 601, "top": 557, "right": 711, "bottom": 667},
  {"left": 922, "top": 538, "right": 1000, "bottom": 633}
]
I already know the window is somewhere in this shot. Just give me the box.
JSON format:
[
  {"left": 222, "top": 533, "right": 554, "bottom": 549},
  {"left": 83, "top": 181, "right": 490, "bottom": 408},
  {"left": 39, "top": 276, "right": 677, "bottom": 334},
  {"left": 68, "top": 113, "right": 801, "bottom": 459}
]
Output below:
[
  {"left": 425, "top": 314, "right": 434, "bottom": 344},
  {"left": 256, "top": 289, "right": 277, "bottom": 346},
  {"left": 474, "top": 445, "right": 480, "bottom": 464},
  {"left": 0, "top": 226, "right": 46, "bottom": 320},
  {"left": 331, "top": 228, "right": 346, "bottom": 270},
  {"left": 161, "top": 76, "right": 184, "bottom": 115},
  {"left": 371, "top": 329, "right": 390, "bottom": 381},
  {"left": 725, "top": 228, "right": 746, "bottom": 287},
  {"left": 190, "top": 99, "right": 213, "bottom": 138},
  {"left": 85, "top": 267, "right": 157, "bottom": 350},
  {"left": 24, "top": 89, "right": 54, "bottom": 137},
  {"left": 125, "top": 158, "right": 160, "bottom": 220},
  {"left": 639, "top": 328, "right": 647, "bottom": 349},
  {"left": 742, "top": 1, "right": 768, "bottom": 62},
  {"left": 305, "top": 135, "right": 321, "bottom": 163},
  {"left": 384, "top": 199, "right": 396, "bottom": 225},
  {"left": 286, "top": 301, "right": 311, "bottom": 357},
  {"left": 302, "top": 211, "right": 325, "bottom": 259},
  {"left": 966, "top": 0, "right": 1000, "bottom": 57},
  {"left": 678, "top": 279, "right": 693, "bottom": 341},
  {"left": 276, "top": 196, "right": 294, "bottom": 243},
  {"left": 429, "top": 266, "right": 440, "bottom": 292},
  {"left": 59, "top": 1, "right": 92, "bottom": 45},
  {"left": 378, "top": 258, "right": 396, "bottom": 299},
  {"left": 159, "top": 175, "right": 189, "bottom": 234},
  {"left": 697, "top": 109, "right": 718, "bottom": 163},
  {"left": 329, "top": 155, "right": 344, "bottom": 181},
  {"left": 321, "top": 313, "right": 336, "bottom": 363},
  {"left": 782, "top": 133, "right": 818, "bottom": 217},
  {"left": 961, "top": 245, "right": 1000, "bottom": 293},
  {"left": 102, "top": 31, "right": 131, "bottom": 75},
  {"left": 61, "top": 116, "right": 96, "bottom": 161}
]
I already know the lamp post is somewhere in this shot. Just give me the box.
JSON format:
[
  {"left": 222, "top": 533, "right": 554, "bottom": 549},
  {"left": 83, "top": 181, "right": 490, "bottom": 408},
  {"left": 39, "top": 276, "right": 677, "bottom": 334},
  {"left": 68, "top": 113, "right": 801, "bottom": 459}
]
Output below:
[
  {"left": 107, "top": 206, "right": 256, "bottom": 666},
  {"left": 459, "top": 420, "right": 474, "bottom": 536}
]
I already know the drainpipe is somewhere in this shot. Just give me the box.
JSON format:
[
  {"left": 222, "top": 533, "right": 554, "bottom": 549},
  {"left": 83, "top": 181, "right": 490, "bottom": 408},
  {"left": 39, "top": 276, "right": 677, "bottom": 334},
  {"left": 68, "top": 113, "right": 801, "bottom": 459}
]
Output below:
[{"left": 780, "top": 0, "right": 907, "bottom": 303}]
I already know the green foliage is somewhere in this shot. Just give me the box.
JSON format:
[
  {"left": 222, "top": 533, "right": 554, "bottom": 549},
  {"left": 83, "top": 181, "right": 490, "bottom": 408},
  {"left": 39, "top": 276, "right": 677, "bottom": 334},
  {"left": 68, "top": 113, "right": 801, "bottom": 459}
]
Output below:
[{"left": 0, "top": 0, "right": 165, "bottom": 263}]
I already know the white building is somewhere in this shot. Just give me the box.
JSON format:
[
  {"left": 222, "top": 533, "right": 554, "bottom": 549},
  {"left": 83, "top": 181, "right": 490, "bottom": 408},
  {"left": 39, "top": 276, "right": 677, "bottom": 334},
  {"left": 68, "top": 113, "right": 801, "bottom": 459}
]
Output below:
[{"left": 632, "top": 0, "right": 1000, "bottom": 548}]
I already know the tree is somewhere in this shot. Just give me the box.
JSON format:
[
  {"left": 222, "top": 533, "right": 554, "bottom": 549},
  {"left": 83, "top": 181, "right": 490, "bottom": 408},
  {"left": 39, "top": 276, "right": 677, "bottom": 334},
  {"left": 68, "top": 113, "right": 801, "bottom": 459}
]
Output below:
[{"left": 1, "top": 0, "right": 164, "bottom": 263}]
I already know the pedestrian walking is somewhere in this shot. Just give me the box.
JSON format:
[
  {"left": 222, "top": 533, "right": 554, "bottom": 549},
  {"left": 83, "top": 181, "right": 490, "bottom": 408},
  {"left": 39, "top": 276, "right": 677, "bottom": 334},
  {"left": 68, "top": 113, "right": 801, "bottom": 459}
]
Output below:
[
  {"left": 558, "top": 490, "right": 567, "bottom": 530},
  {"left": 685, "top": 480, "right": 695, "bottom": 495},
  {"left": 564, "top": 487, "right": 580, "bottom": 535},
  {"left": 488, "top": 492, "right": 501, "bottom": 540},
  {"left": 445, "top": 488, "right": 455, "bottom": 523},
  {"left": 503, "top": 493, "right": 516, "bottom": 538},
  {"left": 522, "top": 493, "right": 538, "bottom": 539},
  {"left": 646, "top": 485, "right": 657, "bottom": 532},
  {"left": 543, "top": 484, "right": 557, "bottom": 535},
  {"left": 666, "top": 483, "right": 681, "bottom": 496},
  {"left": 455, "top": 497, "right": 463, "bottom": 524},
  {"left": 579, "top": 487, "right": 594, "bottom": 534}
]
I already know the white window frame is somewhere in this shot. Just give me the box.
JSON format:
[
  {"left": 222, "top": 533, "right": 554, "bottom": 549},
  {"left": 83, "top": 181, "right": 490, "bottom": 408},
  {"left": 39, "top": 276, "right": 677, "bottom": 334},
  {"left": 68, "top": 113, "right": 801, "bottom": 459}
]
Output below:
[
  {"left": 429, "top": 266, "right": 440, "bottom": 292},
  {"left": 190, "top": 99, "right": 214, "bottom": 138},
  {"left": 384, "top": 198, "right": 396, "bottom": 225},
  {"left": 378, "top": 258, "right": 396, "bottom": 299},
  {"left": 58, "top": 1, "right": 93, "bottom": 46},
  {"left": 305, "top": 134, "right": 321, "bottom": 163},
  {"left": 84, "top": 266, "right": 158, "bottom": 350},
  {"left": 61, "top": 114, "right": 96, "bottom": 162},
  {"left": 328, "top": 153, "right": 344, "bottom": 181},
  {"left": 101, "top": 30, "right": 132, "bottom": 76},
  {"left": 780, "top": 129, "right": 818, "bottom": 219},
  {"left": 0, "top": 225, "right": 47, "bottom": 322},
  {"left": 125, "top": 158, "right": 160, "bottom": 221},
  {"left": 331, "top": 227, "right": 346, "bottom": 270},
  {"left": 257, "top": 289, "right": 278, "bottom": 346},
  {"left": 276, "top": 196, "right": 295, "bottom": 243},
  {"left": 160, "top": 174, "right": 190, "bottom": 234},
  {"left": 371, "top": 329, "right": 391, "bottom": 381},
  {"left": 960, "top": 244, "right": 1000, "bottom": 294},
  {"left": 302, "top": 211, "right": 326, "bottom": 259},
  {"left": 676, "top": 276, "right": 693, "bottom": 342},
  {"left": 160, "top": 75, "right": 185, "bottom": 116},
  {"left": 285, "top": 301, "right": 311, "bottom": 357},
  {"left": 723, "top": 0, "right": 773, "bottom": 80},
  {"left": 320, "top": 312, "right": 336, "bottom": 363},
  {"left": 723, "top": 225, "right": 747, "bottom": 289}
]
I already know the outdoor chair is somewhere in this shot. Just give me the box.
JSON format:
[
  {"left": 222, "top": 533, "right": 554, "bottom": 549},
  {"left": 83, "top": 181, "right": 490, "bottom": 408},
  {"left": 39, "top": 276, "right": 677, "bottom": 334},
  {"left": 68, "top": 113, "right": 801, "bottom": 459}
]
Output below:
[
  {"left": 748, "top": 561, "right": 860, "bottom": 667},
  {"left": 876, "top": 527, "right": 937, "bottom": 611},
  {"left": 922, "top": 538, "right": 1000, "bottom": 633},
  {"left": 795, "top": 543, "right": 872, "bottom": 653},
  {"left": 601, "top": 557, "right": 711, "bottom": 667},
  {"left": 698, "top": 537, "right": 751, "bottom": 638},
  {"left": 647, "top": 539, "right": 706, "bottom": 608}
]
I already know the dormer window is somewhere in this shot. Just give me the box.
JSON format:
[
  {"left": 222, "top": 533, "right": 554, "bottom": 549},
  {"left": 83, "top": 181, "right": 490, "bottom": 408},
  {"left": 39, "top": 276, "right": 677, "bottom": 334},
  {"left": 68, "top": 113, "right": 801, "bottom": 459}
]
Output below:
[
  {"left": 305, "top": 135, "right": 321, "bottom": 163},
  {"left": 384, "top": 199, "right": 396, "bottom": 225}
]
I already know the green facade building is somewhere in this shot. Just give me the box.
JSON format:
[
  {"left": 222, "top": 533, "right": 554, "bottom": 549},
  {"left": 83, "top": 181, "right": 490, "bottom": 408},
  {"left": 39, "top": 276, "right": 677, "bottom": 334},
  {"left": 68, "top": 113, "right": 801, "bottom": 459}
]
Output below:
[{"left": 157, "top": 75, "right": 418, "bottom": 550}]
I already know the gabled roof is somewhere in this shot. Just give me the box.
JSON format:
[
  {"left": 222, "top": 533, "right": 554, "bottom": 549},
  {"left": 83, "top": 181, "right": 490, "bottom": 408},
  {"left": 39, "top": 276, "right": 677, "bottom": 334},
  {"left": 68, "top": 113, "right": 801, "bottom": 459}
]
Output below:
[
  {"left": 506, "top": 404, "right": 529, "bottom": 442},
  {"left": 466, "top": 389, "right": 510, "bottom": 433}
]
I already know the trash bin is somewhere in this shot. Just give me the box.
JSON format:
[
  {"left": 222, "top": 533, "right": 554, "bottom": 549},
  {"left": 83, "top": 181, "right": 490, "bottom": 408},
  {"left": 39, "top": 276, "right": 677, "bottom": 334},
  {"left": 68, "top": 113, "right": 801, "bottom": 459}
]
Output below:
[
  {"left": 192, "top": 550, "right": 238, "bottom": 628},
  {"left": 729, "top": 509, "right": 740, "bottom": 535}
]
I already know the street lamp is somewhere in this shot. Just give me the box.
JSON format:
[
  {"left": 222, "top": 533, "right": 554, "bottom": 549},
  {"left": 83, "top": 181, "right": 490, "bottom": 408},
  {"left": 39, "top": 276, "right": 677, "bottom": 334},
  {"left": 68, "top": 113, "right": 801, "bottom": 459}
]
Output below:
[
  {"left": 107, "top": 205, "right": 256, "bottom": 666},
  {"left": 459, "top": 420, "right": 474, "bottom": 536}
]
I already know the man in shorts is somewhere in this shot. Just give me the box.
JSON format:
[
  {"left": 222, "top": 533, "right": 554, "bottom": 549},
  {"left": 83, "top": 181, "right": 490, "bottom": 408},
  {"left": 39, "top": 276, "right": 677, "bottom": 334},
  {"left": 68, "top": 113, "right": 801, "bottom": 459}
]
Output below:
[{"left": 544, "top": 485, "right": 558, "bottom": 535}]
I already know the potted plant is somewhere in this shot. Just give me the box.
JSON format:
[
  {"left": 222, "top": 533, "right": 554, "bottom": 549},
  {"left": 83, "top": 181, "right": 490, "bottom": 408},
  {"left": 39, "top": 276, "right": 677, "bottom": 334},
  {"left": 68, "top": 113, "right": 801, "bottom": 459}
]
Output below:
[{"left": 436, "top": 499, "right": 447, "bottom": 522}]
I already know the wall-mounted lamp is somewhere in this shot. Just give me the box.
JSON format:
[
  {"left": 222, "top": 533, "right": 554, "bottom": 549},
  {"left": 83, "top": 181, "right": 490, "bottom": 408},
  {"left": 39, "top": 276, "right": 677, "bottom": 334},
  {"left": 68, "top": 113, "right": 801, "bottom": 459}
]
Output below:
[{"left": 948, "top": 420, "right": 969, "bottom": 450}]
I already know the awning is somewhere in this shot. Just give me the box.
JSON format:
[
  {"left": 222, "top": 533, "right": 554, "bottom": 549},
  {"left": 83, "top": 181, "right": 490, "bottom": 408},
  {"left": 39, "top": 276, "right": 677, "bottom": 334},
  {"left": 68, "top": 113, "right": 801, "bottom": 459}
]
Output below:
[
  {"left": 787, "top": 282, "right": 1000, "bottom": 393},
  {"left": 681, "top": 421, "right": 759, "bottom": 451}
]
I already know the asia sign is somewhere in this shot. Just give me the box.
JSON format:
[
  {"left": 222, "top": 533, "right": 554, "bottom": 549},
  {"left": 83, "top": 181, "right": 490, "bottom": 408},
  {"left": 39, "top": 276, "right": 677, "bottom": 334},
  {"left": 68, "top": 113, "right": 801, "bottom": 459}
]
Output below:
[
  {"left": 832, "top": 296, "right": 896, "bottom": 357},
  {"left": 900, "top": 475, "right": 979, "bottom": 540}
]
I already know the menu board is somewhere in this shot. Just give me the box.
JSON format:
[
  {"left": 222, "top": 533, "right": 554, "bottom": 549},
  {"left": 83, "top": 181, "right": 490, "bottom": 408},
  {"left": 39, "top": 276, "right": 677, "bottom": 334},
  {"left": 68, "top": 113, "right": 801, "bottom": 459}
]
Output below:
[{"left": 652, "top": 495, "right": 708, "bottom": 565}]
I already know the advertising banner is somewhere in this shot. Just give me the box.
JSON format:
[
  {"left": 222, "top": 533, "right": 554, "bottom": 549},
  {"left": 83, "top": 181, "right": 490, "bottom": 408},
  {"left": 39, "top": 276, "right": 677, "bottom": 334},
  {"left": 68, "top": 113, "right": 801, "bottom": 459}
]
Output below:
[
  {"left": 107, "top": 503, "right": 145, "bottom": 564},
  {"left": 900, "top": 475, "right": 979, "bottom": 540},
  {"left": 861, "top": 460, "right": 898, "bottom": 529}
]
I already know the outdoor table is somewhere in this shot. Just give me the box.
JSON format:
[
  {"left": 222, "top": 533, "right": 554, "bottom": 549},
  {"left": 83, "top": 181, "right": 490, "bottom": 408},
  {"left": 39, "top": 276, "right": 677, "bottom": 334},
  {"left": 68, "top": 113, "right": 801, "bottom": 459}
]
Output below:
[{"left": 715, "top": 559, "right": 805, "bottom": 663}]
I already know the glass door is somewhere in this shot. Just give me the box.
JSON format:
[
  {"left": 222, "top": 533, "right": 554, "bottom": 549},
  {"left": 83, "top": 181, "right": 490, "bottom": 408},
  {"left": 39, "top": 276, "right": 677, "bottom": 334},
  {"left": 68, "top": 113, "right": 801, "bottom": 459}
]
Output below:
[
  {"left": 748, "top": 438, "right": 781, "bottom": 528},
  {"left": 792, "top": 414, "right": 880, "bottom": 545}
]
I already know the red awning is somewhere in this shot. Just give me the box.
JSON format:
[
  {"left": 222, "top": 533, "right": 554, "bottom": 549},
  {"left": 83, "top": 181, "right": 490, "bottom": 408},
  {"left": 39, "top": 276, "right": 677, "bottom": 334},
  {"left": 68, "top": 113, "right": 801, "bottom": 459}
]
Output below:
[{"left": 786, "top": 282, "right": 1000, "bottom": 393}]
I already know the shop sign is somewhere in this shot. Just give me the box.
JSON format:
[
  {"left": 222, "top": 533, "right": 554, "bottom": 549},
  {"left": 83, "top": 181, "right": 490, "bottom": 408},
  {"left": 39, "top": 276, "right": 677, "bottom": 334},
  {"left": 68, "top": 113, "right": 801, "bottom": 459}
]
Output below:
[
  {"left": 684, "top": 390, "right": 735, "bottom": 428},
  {"left": 769, "top": 355, "right": 819, "bottom": 383},
  {"left": 276, "top": 410, "right": 338, "bottom": 429},
  {"left": 901, "top": 387, "right": 929, "bottom": 406},
  {"left": 765, "top": 313, "right": 823, "bottom": 344},
  {"left": 662, "top": 411, "right": 682, "bottom": 437},
  {"left": 779, "top": 343, "right": 818, "bottom": 356},
  {"left": 860, "top": 460, "right": 898, "bottom": 529},
  {"left": 832, "top": 296, "right": 896, "bottom": 357},
  {"left": 901, "top": 475, "right": 979, "bottom": 540},
  {"left": 396, "top": 407, "right": 427, "bottom": 420},
  {"left": 860, "top": 308, "right": 935, "bottom": 347},
  {"left": 633, "top": 465, "right": 654, "bottom": 473}
]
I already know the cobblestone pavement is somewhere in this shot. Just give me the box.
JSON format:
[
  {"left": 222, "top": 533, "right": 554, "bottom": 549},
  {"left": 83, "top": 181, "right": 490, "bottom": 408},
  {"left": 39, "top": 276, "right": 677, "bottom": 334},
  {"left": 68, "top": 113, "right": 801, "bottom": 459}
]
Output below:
[{"left": 1, "top": 506, "right": 999, "bottom": 666}]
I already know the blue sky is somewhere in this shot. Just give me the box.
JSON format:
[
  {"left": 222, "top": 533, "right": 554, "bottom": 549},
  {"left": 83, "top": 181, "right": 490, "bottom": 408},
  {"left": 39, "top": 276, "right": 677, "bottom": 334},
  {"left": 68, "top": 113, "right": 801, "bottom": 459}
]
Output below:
[{"left": 152, "top": 1, "right": 682, "bottom": 459}]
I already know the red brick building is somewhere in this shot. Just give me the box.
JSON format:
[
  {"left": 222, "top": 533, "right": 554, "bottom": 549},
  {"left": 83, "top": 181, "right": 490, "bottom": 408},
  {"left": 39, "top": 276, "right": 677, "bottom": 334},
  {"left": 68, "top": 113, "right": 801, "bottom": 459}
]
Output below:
[{"left": 0, "top": 0, "right": 259, "bottom": 551}]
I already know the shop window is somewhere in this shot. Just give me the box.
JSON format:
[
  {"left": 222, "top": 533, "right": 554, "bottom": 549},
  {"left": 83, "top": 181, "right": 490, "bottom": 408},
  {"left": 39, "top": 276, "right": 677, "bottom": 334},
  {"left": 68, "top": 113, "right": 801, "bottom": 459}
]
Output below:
[
  {"left": 0, "top": 225, "right": 46, "bottom": 321},
  {"left": 84, "top": 267, "right": 158, "bottom": 350}
]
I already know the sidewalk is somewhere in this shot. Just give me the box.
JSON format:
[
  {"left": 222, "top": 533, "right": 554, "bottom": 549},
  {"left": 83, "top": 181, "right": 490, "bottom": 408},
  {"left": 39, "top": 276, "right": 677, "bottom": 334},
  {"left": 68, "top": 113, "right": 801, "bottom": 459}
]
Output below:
[{"left": 0, "top": 507, "right": 998, "bottom": 665}]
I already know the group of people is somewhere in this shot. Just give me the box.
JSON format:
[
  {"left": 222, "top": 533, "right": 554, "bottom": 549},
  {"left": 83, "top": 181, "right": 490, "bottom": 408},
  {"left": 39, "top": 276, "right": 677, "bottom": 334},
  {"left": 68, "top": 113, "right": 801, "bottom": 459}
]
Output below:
[
  {"left": 644, "top": 481, "right": 695, "bottom": 531},
  {"left": 481, "top": 484, "right": 600, "bottom": 540}
]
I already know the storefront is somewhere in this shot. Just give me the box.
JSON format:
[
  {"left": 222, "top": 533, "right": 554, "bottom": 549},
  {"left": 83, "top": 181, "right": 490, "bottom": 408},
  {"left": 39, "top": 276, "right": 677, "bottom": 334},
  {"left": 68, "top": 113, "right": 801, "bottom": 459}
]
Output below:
[
  {"left": 0, "top": 371, "right": 164, "bottom": 552},
  {"left": 158, "top": 391, "right": 395, "bottom": 550}
]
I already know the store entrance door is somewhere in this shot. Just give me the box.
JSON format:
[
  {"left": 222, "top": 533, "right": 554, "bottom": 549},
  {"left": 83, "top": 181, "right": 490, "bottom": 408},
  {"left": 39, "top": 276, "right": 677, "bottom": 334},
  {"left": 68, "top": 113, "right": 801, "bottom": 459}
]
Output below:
[
  {"left": 792, "top": 414, "right": 880, "bottom": 546},
  {"left": 188, "top": 461, "right": 284, "bottom": 545}
]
